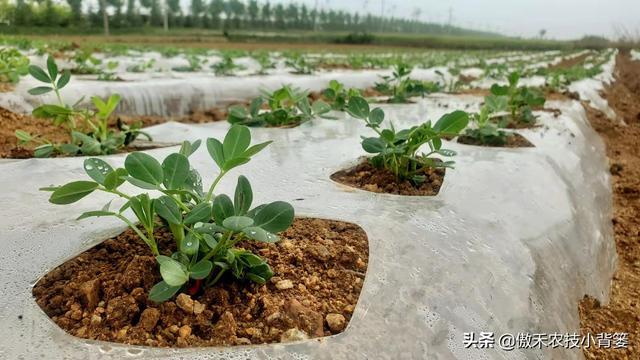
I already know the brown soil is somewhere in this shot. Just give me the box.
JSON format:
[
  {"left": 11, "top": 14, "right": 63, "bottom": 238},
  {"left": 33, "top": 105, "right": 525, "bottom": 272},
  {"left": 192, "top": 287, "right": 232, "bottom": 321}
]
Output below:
[
  {"left": 458, "top": 87, "right": 575, "bottom": 102},
  {"left": 0, "top": 107, "right": 71, "bottom": 158},
  {"left": 0, "top": 102, "right": 238, "bottom": 158},
  {"left": 457, "top": 132, "right": 534, "bottom": 148},
  {"left": 578, "top": 51, "right": 640, "bottom": 359},
  {"left": 32, "top": 217, "right": 369, "bottom": 347},
  {"left": 0, "top": 82, "right": 15, "bottom": 92},
  {"left": 548, "top": 52, "right": 590, "bottom": 70},
  {"left": 331, "top": 159, "right": 445, "bottom": 196}
]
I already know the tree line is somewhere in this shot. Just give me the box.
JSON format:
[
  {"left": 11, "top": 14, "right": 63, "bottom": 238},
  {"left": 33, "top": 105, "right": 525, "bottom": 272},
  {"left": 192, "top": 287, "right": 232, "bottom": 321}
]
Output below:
[{"left": 0, "top": 0, "right": 491, "bottom": 37}]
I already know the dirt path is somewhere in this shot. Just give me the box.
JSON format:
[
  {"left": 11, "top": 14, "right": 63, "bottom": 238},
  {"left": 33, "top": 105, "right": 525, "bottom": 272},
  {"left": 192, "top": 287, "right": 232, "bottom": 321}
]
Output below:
[
  {"left": 579, "top": 51, "right": 640, "bottom": 359},
  {"left": 548, "top": 52, "right": 590, "bottom": 70}
]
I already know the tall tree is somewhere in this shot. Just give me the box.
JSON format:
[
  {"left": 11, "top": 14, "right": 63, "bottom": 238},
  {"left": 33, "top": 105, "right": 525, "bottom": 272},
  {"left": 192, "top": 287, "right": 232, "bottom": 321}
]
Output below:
[
  {"left": 261, "top": 2, "right": 271, "bottom": 28},
  {"left": 300, "top": 4, "right": 310, "bottom": 29},
  {"left": 209, "top": 0, "right": 224, "bottom": 29},
  {"left": 247, "top": 0, "right": 259, "bottom": 28},
  {"left": 285, "top": 3, "right": 298, "bottom": 28},
  {"left": 274, "top": 3, "right": 285, "bottom": 29},
  {"left": 14, "top": 0, "right": 31, "bottom": 26},
  {"left": 191, "top": 0, "right": 204, "bottom": 27},
  {"left": 126, "top": 0, "right": 141, "bottom": 27},
  {"left": 228, "top": 0, "right": 245, "bottom": 29},
  {"left": 150, "top": 0, "right": 162, "bottom": 26},
  {"left": 66, "top": 0, "right": 83, "bottom": 24}
]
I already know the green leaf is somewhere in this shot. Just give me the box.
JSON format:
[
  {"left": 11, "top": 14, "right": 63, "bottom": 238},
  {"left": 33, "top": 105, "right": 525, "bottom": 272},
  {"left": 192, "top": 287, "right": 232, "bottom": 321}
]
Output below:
[
  {"left": 124, "top": 176, "right": 159, "bottom": 190},
  {"left": 369, "top": 107, "right": 385, "bottom": 126},
  {"left": 83, "top": 158, "right": 114, "bottom": 185},
  {"left": 156, "top": 255, "right": 174, "bottom": 266},
  {"left": 311, "top": 100, "right": 331, "bottom": 115},
  {"left": 158, "top": 256, "right": 189, "bottom": 286},
  {"left": 148, "top": 281, "right": 180, "bottom": 302},
  {"left": 222, "top": 157, "right": 250, "bottom": 171},
  {"left": 241, "top": 141, "right": 272, "bottom": 158},
  {"left": 362, "top": 137, "right": 385, "bottom": 153},
  {"left": 234, "top": 175, "right": 253, "bottom": 215},
  {"left": 485, "top": 95, "right": 508, "bottom": 113},
  {"left": 180, "top": 233, "right": 199, "bottom": 255},
  {"left": 59, "top": 143, "right": 80, "bottom": 154},
  {"left": 57, "top": 70, "right": 71, "bottom": 89},
  {"left": 28, "top": 86, "right": 53, "bottom": 95},
  {"left": 490, "top": 84, "right": 509, "bottom": 96},
  {"left": 212, "top": 194, "right": 235, "bottom": 224},
  {"left": 435, "top": 149, "right": 457, "bottom": 157},
  {"left": 129, "top": 194, "right": 155, "bottom": 228},
  {"left": 183, "top": 168, "right": 203, "bottom": 197},
  {"left": 15, "top": 130, "right": 32, "bottom": 142},
  {"left": 154, "top": 196, "right": 182, "bottom": 224},
  {"left": 252, "top": 201, "right": 294, "bottom": 233},
  {"left": 46, "top": 55, "right": 58, "bottom": 80},
  {"left": 162, "top": 153, "right": 190, "bottom": 190},
  {"left": 71, "top": 131, "right": 101, "bottom": 155},
  {"left": 183, "top": 202, "right": 212, "bottom": 225},
  {"left": 77, "top": 210, "right": 116, "bottom": 220},
  {"left": 508, "top": 72, "right": 520, "bottom": 86},
  {"left": 33, "top": 104, "right": 72, "bottom": 118},
  {"left": 223, "top": 216, "right": 254, "bottom": 231},
  {"left": 206, "top": 138, "right": 225, "bottom": 168},
  {"left": 223, "top": 124, "right": 251, "bottom": 159},
  {"left": 190, "top": 260, "right": 213, "bottom": 279},
  {"left": 243, "top": 226, "right": 279, "bottom": 243},
  {"left": 433, "top": 111, "right": 469, "bottom": 135},
  {"left": 104, "top": 168, "right": 128, "bottom": 190},
  {"left": 125, "top": 152, "right": 163, "bottom": 186},
  {"left": 49, "top": 181, "right": 99, "bottom": 205},
  {"left": 347, "top": 96, "right": 370, "bottom": 119},
  {"left": 34, "top": 144, "right": 54, "bottom": 158},
  {"left": 178, "top": 140, "right": 201, "bottom": 157},
  {"left": 228, "top": 105, "right": 248, "bottom": 122},
  {"left": 28, "top": 65, "right": 50, "bottom": 83}
]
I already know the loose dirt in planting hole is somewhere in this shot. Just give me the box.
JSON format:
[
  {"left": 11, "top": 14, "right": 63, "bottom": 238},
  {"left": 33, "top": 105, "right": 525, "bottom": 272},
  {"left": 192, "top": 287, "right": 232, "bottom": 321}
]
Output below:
[
  {"left": 0, "top": 107, "right": 165, "bottom": 158},
  {"left": 0, "top": 83, "right": 15, "bottom": 92},
  {"left": 0, "top": 107, "right": 71, "bottom": 158},
  {"left": 457, "top": 132, "right": 534, "bottom": 148},
  {"left": 32, "top": 218, "right": 369, "bottom": 347},
  {"left": 331, "top": 159, "right": 445, "bottom": 196},
  {"left": 578, "top": 51, "right": 640, "bottom": 359},
  {"left": 0, "top": 103, "right": 239, "bottom": 158}
]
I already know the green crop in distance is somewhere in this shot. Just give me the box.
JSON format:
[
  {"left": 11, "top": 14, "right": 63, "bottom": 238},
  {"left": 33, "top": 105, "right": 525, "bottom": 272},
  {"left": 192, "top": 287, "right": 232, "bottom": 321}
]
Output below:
[
  {"left": 15, "top": 55, "right": 150, "bottom": 157},
  {"left": 346, "top": 96, "right": 469, "bottom": 185},
  {"left": 227, "top": 85, "right": 332, "bottom": 127}
]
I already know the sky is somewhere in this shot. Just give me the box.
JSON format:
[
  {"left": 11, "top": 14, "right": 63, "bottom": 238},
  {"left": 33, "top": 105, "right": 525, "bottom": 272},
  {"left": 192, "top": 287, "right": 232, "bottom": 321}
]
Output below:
[{"left": 261, "top": 0, "right": 640, "bottom": 40}]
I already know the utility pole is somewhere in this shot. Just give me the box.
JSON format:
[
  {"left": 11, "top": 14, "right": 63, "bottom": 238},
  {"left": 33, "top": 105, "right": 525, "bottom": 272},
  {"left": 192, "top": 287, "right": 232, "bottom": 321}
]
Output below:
[{"left": 447, "top": 6, "right": 452, "bottom": 33}]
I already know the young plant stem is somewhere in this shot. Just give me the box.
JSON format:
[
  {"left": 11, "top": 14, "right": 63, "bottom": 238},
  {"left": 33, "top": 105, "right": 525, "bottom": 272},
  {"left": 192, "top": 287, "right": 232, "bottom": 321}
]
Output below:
[
  {"left": 114, "top": 213, "right": 159, "bottom": 255},
  {"left": 205, "top": 170, "right": 227, "bottom": 202}
]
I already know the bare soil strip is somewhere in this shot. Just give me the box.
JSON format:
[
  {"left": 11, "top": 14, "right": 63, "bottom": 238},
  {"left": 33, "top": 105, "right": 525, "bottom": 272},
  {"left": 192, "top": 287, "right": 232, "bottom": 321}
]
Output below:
[
  {"left": 0, "top": 106, "right": 229, "bottom": 158},
  {"left": 579, "top": 51, "right": 640, "bottom": 360},
  {"left": 548, "top": 52, "right": 590, "bottom": 70}
]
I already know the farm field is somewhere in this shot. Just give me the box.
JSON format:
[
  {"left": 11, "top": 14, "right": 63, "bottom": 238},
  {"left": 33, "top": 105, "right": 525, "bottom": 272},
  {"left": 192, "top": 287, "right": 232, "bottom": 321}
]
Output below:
[{"left": 0, "top": 32, "right": 639, "bottom": 360}]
